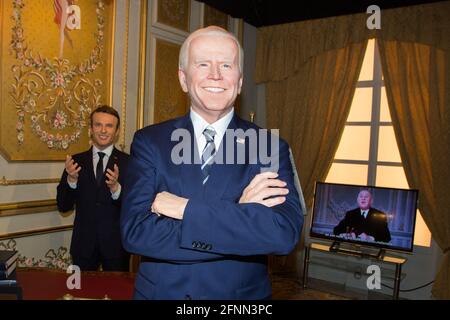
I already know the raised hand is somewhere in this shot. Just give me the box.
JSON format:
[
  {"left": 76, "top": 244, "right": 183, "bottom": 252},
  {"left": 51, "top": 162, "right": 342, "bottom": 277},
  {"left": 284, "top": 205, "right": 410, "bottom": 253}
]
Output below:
[
  {"left": 65, "top": 155, "right": 81, "bottom": 184},
  {"left": 105, "top": 164, "right": 120, "bottom": 193}
]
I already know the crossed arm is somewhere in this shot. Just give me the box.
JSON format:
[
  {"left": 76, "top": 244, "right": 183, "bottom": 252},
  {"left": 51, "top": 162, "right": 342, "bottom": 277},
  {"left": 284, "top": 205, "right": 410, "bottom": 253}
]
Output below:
[{"left": 120, "top": 131, "right": 303, "bottom": 262}]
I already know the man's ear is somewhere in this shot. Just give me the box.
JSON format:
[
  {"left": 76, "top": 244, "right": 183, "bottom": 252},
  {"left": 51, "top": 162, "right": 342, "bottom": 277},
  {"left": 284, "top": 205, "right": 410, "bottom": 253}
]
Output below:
[
  {"left": 237, "top": 76, "right": 243, "bottom": 94},
  {"left": 178, "top": 69, "right": 188, "bottom": 93}
]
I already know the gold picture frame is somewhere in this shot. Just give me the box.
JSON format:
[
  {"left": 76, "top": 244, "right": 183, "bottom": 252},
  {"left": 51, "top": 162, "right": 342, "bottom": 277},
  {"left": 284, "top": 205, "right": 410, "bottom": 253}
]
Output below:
[
  {"left": 154, "top": 0, "right": 190, "bottom": 35},
  {"left": 0, "top": 0, "right": 116, "bottom": 161}
]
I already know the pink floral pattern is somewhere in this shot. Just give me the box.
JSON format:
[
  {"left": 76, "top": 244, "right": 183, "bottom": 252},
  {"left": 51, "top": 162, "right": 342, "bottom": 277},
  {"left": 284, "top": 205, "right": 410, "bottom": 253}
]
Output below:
[{"left": 10, "top": 0, "right": 106, "bottom": 150}]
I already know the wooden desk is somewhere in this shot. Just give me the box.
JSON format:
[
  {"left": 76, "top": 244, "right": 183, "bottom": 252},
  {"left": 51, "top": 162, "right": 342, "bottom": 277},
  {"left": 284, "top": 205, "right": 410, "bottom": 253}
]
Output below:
[{"left": 13, "top": 267, "right": 135, "bottom": 300}]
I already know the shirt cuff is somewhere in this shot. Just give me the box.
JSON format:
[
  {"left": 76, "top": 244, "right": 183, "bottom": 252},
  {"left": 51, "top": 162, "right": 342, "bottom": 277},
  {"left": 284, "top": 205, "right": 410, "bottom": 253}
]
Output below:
[
  {"left": 111, "top": 183, "right": 121, "bottom": 200},
  {"left": 67, "top": 178, "right": 77, "bottom": 189}
]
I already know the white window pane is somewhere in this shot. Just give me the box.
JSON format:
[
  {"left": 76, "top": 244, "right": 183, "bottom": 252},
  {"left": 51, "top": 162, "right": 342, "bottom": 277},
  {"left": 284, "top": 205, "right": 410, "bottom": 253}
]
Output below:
[
  {"left": 358, "top": 39, "right": 375, "bottom": 81},
  {"left": 378, "top": 126, "right": 402, "bottom": 162},
  {"left": 335, "top": 126, "right": 370, "bottom": 161},
  {"left": 347, "top": 88, "right": 373, "bottom": 122},
  {"left": 326, "top": 163, "right": 368, "bottom": 185},
  {"left": 380, "top": 87, "right": 391, "bottom": 122},
  {"left": 376, "top": 166, "right": 408, "bottom": 188},
  {"left": 414, "top": 210, "right": 431, "bottom": 247}
]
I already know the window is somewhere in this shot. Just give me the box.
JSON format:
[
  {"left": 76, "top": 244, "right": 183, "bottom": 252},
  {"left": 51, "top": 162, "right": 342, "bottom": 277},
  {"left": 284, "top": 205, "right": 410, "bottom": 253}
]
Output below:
[{"left": 325, "top": 39, "right": 431, "bottom": 247}]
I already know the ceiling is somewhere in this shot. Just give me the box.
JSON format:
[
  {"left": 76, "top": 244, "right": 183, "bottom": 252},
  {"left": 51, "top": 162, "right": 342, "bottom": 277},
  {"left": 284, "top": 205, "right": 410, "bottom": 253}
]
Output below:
[{"left": 199, "top": 0, "right": 446, "bottom": 27}]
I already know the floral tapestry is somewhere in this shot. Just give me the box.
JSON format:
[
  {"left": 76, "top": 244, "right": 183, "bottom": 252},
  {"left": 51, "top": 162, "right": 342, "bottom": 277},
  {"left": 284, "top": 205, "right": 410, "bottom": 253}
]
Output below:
[{"left": 0, "top": 0, "right": 114, "bottom": 161}]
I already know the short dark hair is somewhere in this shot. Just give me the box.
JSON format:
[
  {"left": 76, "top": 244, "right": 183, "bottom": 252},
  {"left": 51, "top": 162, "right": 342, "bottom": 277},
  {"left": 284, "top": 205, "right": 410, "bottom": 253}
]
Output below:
[{"left": 90, "top": 105, "right": 120, "bottom": 128}]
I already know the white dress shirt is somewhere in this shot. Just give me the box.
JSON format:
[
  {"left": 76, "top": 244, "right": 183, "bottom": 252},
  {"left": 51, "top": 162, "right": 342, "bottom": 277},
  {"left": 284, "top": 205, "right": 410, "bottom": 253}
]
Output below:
[
  {"left": 361, "top": 209, "right": 369, "bottom": 218},
  {"left": 190, "top": 107, "right": 234, "bottom": 160}
]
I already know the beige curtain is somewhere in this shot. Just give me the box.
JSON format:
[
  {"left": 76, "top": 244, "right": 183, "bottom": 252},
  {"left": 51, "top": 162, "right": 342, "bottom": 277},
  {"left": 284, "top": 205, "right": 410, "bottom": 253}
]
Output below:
[
  {"left": 256, "top": 14, "right": 369, "bottom": 274},
  {"left": 256, "top": 12, "right": 370, "bottom": 208},
  {"left": 378, "top": 1, "right": 450, "bottom": 299},
  {"left": 266, "top": 44, "right": 367, "bottom": 208}
]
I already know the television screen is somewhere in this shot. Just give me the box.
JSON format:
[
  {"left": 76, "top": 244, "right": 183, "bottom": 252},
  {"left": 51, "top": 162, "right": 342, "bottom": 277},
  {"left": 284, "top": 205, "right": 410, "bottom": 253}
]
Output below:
[{"left": 310, "top": 182, "right": 419, "bottom": 253}]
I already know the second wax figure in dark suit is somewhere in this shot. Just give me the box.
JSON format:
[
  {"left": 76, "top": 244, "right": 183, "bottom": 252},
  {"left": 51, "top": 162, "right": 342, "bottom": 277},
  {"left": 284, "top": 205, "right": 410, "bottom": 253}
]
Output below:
[
  {"left": 57, "top": 106, "right": 130, "bottom": 271},
  {"left": 333, "top": 189, "right": 391, "bottom": 243},
  {"left": 121, "top": 26, "right": 304, "bottom": 300}
]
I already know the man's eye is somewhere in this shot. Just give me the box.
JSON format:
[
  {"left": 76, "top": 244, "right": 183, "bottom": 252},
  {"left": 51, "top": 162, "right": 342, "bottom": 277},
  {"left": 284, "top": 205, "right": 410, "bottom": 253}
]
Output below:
[{"left": 222, "top": 64, "right": 231, "bottom": 69}]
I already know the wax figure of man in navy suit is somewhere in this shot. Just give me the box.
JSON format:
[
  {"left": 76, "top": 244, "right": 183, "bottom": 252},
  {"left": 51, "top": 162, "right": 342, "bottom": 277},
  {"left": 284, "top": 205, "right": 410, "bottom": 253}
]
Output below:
[
  {"left": 121, "top": 26, "right": 303, "bottom": 300},
  {"left": 57, "top": 105, "right": 130, "bottom": 271},
  {"left": 334, "top": 189, "right": 391, "bottom": 243}
]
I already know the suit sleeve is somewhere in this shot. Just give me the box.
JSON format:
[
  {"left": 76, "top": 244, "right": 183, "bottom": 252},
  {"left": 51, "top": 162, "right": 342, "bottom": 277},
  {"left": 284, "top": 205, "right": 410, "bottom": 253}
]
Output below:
[
  {"left": 56, "top": 168, "right": 77, "bottom": 213},
  {"left": 120, "top": 130, "right": 225, "bottom": 263},
  {"left": 333, "top": 213, "right": 350, "bottom": 235},
  {"left": 180, "top": 140, "right": 303, "bottom": 256}
]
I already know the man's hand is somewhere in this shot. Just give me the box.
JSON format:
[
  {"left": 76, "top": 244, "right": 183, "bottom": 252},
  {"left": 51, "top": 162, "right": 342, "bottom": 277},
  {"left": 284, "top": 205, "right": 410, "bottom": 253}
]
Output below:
[
  {"left": 105, "top": 164, "right": 120, "bottom": 193},
  {"left": 65, "top": 155, "right": 81, "bottom": 184},
  {"left": 338, "top": 232, "right": 357, "bottom": 240},
  {"left": 239, "top": 171, "right": 289, "bottom": 207},
  {"left": 358, "top": 233, "right": 375, "bottom": 242},
  {"left": 151, "top": 191, "right": 189, "bottom": 220}
]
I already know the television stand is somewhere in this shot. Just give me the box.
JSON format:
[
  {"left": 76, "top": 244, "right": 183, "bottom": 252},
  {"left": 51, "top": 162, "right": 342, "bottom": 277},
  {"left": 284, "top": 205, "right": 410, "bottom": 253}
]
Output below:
[
  {"left": 329, "top": 241, "right": 386, "bottom": 260},
  {"left": 303, "top": 242, "right": 407, "bottom": 300}
]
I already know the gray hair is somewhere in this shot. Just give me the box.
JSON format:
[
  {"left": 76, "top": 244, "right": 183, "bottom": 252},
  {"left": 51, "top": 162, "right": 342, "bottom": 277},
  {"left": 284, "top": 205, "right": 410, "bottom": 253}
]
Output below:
[{"left": 179, "top": 26, "right": 244, "bottom": 74}]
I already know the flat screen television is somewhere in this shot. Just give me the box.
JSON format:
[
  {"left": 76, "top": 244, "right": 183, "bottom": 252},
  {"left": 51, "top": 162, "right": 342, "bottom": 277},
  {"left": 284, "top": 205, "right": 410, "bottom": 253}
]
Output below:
[{"left": 310, "top": 182, "right": 419, "bottom": 254}]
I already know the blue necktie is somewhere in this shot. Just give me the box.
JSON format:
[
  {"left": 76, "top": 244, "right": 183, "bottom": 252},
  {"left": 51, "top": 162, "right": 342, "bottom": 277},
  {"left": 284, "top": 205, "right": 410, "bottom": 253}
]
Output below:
[{"left": 201, "top": 127, "right": 216, "bottom": 185}]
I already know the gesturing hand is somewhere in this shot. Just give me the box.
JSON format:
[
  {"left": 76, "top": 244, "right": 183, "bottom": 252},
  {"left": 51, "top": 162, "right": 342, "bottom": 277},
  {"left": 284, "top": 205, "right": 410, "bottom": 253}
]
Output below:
[
  {"left": 239, "top": 171, "right": 289, "bottom": 207},
  {"left": 105, "top": 164, "right": 120, "bottom": 193},
  {"left": 151, "top": 191, "right": 189, "bottom": 220},
  {"left": 65, "top": 155, "right": 81, "bottom": 184}
]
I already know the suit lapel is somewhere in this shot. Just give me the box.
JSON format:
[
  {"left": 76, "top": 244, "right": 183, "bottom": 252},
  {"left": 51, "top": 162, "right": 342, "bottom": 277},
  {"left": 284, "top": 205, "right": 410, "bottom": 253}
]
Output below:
[
  {"left": 204, "top": 114, "right": 245, "bottom": 199},
  {"left": 174, "top": 114, "right": 204, "bottom": 198}
]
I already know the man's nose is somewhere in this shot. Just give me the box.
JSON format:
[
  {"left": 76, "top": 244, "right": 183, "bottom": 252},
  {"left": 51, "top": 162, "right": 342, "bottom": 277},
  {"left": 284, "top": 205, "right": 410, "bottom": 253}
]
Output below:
[{"left": 208, "top": 64, "right": 222, "bottom": 80}]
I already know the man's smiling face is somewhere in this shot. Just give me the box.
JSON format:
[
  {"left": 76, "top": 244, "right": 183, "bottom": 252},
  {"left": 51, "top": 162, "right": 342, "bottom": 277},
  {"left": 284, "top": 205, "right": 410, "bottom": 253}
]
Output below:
[{"left": 178, "top": 34, "right": 243, "bottom": 123}]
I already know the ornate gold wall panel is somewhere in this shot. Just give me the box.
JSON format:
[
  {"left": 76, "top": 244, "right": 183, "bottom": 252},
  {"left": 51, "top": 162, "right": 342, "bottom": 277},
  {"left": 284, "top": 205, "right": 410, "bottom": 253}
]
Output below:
[
  {"left": 0, "top": 199, "right": 57, "bottom": 217},
  {"left": 154, "top": 39, "right": 189, "bottom": 124},
  {"left": 0, "top": 225, "right": 73, "bottom": 241},
  {"left": 0, "top": 176, "right": 59, "bottom": 186},
  {"left": 204, "top": 4, "right": 228, "bottom": 30},
  {"left": 156, "top": 0, "right": 190, "bottom": 32},
  {"left": 0, "top": 0, "right": 115, "bottom": 161}
]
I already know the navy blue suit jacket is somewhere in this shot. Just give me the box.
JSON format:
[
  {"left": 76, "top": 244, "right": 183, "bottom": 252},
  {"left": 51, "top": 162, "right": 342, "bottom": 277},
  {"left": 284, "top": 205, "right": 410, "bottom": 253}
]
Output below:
[
  {"left": 57, "top": 147, "right": 129, "bottom": 260},
  {"left": 121, "top": 114, "right": 303, "bottom": 299}
]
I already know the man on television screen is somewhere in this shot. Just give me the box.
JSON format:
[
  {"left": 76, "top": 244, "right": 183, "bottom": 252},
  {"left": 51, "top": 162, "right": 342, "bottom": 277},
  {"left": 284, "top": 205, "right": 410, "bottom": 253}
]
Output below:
[{"left": 333, "top": 189, "right": 391, "bottom": 243}]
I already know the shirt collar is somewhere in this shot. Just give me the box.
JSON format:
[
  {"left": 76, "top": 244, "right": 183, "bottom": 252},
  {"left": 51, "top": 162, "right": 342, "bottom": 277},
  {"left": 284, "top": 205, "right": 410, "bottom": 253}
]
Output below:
[
  {"left": 93, "top": 144, "right": 114, "bottom": 158},
  {"left": 190, "top": 107, "right": 234, "bottom": 141}
]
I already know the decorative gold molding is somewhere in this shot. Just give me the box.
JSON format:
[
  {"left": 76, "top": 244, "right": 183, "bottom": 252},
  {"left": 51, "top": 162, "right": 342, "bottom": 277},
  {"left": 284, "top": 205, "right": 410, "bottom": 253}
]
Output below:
[
  {"left": 0, "top": 225, "right": 73, "bottom": 241},
  {"left": 0, "top": 199, "right": 58, "bottom": 217},
  {"left": 108, "top": 0, "right": 117, "bottom": 105},
  {"left": 119, "top": 0, "right": 130, "bottom": 151},
  {"left": 136, "top": 0, "right": 148, "bottom": 131},
  {"left": 0, "top": 176, "right": 60, "bottom": 186}
]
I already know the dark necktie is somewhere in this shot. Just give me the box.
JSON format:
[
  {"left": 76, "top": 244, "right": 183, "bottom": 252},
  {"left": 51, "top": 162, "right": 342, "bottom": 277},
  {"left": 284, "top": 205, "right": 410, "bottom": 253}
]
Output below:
[
  {"left": 201, "top": 127, "right": 216, "bottom": 185},
  {"left": 96, "top": 152, "right": 106, "bottom": 186}
]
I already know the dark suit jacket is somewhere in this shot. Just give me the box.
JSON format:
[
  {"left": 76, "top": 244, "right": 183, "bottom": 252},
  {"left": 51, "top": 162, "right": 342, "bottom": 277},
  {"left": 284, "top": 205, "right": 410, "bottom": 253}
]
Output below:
[
  {"left": 57, "top": 147, "right": 129, "bottom": 259},
  {"left": 121, "top": 113, "right": 303, "bottom": 300},
  {"left": 333, "top": 207, "right": 391, "bottom": 243}
]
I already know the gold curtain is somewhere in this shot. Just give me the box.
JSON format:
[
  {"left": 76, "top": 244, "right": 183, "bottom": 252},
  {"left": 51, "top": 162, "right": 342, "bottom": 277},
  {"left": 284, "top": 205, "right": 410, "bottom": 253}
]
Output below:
[
  {"left": 256, "top": 13, "right": 369, "bottom": 274},
  {"left": 377, "top": 1, "right": 450, "bottom": 299},
  {"left": 256, "top": 2, "right": 450, "bottom": 288},
  {"left": 256, "top": 12, "right": 370, "bottom": 208},
  {"left": 266, "top": 43, "right": 367, "bottom": 208}
]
